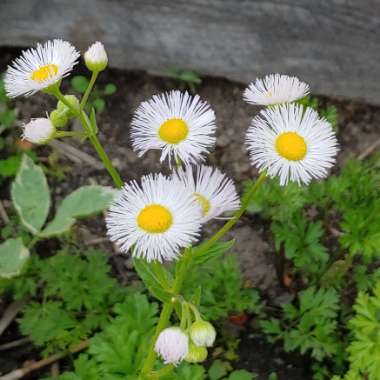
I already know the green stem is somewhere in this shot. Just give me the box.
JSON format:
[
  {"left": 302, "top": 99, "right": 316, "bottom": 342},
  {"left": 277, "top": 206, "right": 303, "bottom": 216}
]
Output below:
[
  {"left": 78, "top": 111, "right": 123, "bottom": 188},
  {"left": 28, "top": 236, "right": 40, "bottom": 249},
  {"left": 141, "top": 250, "right": 192, "bottom": 376},
  {"left": 52, "top": 87, "right": 123, "bottom": 188},
  {"left": 151, "top": 365, "right": 175, "bottom": 379},
  {"left": 55, "top": 131, "right": 85, "bottom": 139},
  {"left": 80, "top": 71, "right": 98, "bottom": 111},
  {"left": 141, "top": 302, "right": 174, "bottom": 376},
  {"left": 139, "top": 174, "right": 266, "bottom": 377},
  {"left": 196, "top": 171, "right": 267, "bottom": 255}
]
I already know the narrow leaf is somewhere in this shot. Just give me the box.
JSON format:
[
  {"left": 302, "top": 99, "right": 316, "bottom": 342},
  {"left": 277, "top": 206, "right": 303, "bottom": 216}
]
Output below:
[
  {"left": 193, "top": 239, "right": 235, "bottom": 265},
  {"left": 133, "top": 259, "right": 173, "bottom": 302}
]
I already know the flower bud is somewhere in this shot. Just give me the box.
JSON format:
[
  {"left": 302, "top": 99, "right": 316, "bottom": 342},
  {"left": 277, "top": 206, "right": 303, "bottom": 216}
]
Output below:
[
  {"left": 84, "top": 42, "right": 108, "bottom": 72},
  {"left": 154, "top": 327, "right": 188, "bottom": 365},
  {"left": 57, "top": 95, "right": 80, "bottom": 117},
  {"left": 22, "top": 118, "right": 55, "bottom": 144},
  {"left": 190, "top": 320, "right": 216, "bottom": 347},
  {"left": 50, "top": 110, "right": 68, "bottom": 128},
  {"left": 185, "top": 342, "right": 208, "bottom": 363}
]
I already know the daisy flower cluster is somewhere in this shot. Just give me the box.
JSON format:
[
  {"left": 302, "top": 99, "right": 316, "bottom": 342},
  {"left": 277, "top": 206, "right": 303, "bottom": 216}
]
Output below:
[
  {"left": 4, "top": 39, "right": 108, "bottom": 144},
  {"left": 5, "top": 38, "right": 340, "bottom": 372},
  {"left": 244, "top": 74, "right": 339, "bottom": 185},
  {"left": 107, "top": 76, "right": 338, "bottom": 263},
  {"left": 106, "top": 161, "right": 240, "bottom": 262}
]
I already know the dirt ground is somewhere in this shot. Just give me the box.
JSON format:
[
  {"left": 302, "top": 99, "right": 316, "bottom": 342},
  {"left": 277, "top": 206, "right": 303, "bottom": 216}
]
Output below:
[{"left": 1, "top": 47, "right": 380, "bottom": 379}]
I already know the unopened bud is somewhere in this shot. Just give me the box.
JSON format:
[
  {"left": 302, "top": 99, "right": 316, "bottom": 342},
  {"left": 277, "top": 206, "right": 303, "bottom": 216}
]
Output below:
[
  {"left": 57, "top": 95, "right": 79, "bottom": 117},
  {"left": 50, "top": 110, "right": 68, "bottom": 128},
  {"left": 154, "top": 327, "right": 189, "bottom": 365},
  {"left": 84, "top": 42, "right": 108, "bottom": 72},
  {"left": 22, "top": 118, "right": 55, "bottom": 144},
  {"left": 190, "top": 320, "right": 216, "bottom": 347},
  {"left": 185, "top": 342, "right": 208, "bottom": 363}
]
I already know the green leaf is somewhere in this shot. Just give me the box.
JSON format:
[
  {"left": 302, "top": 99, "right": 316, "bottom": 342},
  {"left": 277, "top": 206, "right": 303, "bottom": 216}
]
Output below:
[
  {"left": 11, "top": 155, "right": 50, "bottom": 234},
  {"left": 0, "top": 155, "right": 22, "bottom": 178},
  {"left": 228, "top": 369, "right": 256, "bottom": 380},
  {"left": 133, "top": 259, "right": 173, "bottom": 302},
  {"left": 104, "top": 83, "right": 117, "bottom": 95},
  {"left": 93, "top": 98, "right": 106, "bottom": 113},
  {"left": 40, "top": 185, "right": 116, "bottom": 237},
  {"left": 192, "top": 239, "right": 235, "bottom": 265},
  {"left": 0, "top": 238, "right": 30, "bottom": 278},
  {"left": 208, "top": 360, "right": 229, "bottom": 380},
  {"left": 0, "top": 109, "right": 17, "bottom": 128},
  {"left": 71, "top": 76, "right": 89, "bottom": 93},
  {"left": 0, "top": 76, "right": 8, "bottom": 102}
]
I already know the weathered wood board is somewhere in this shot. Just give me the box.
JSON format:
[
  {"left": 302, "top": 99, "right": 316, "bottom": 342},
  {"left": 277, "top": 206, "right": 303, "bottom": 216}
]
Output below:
[{"left": 0, "top": 0, "right": 379, "bottom": 103}]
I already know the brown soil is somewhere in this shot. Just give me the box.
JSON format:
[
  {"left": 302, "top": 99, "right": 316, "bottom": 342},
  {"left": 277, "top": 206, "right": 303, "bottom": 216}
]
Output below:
[{"left": 1, "top": 47, "right": 380, "bottom": 380}]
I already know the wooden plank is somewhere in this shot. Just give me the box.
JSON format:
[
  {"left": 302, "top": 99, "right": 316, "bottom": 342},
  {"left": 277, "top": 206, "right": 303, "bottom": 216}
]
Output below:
[{"left": 0, "top": 0, "right": 379, "bottom": 103}]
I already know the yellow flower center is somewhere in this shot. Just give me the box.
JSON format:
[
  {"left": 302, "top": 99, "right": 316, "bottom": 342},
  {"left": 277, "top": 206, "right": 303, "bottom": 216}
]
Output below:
[
  {"left": 31, "top": 64, "right": 59, "bottom": 83},
  {"left": 275, "top": 132, "right": 307, "bottom": 161},
  {"left": 137, "top": 204, "right": 173, "bottom": 233},
  {"left": 158, "top": 118, "right": 189, "bottom": 144},
  {"left": 194, "top": 193, "right": 211, "bottom": 216}
]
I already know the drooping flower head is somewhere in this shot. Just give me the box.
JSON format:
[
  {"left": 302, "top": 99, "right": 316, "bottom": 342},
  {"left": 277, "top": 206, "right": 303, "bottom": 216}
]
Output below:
[
  {"left": 155, "top": 327, "right": 189, "bottom": 365},
  {"left": 243, "top": 74, "right": 309, "bottom": 106},
  {"left": 172, "top": 165, "right": 240, "bottom": 222},
  {"left": 190, "top": 320, "right": 216, "bottom": 347},
  {"left": 22, "top": 118, "right": 55, "bottom": 144},
  {"left": 5, "top": 39, "right": 80, "bottom": 98},
  {"left": 84, "top": 41, "right": 108, "bottom": 72},
  {"left": 246, "top": 104, "right": 338, "bottom": 185},
  {"left": 131, "top": 91, "right": 216, "bottom": 166},
  {"left": 106, "top": 174, "right": 202, "bottom": 262}
]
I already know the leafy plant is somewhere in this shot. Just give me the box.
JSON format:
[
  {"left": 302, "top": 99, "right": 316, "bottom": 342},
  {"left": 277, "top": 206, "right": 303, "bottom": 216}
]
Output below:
[
  {"left": 0, "top": 154, "right": 116, "bottom": 279},
  {"left": 158, "top": 68, "right": 202, "bottom": 93},
  {"left": 261, "top": 286, "right": 341, "bottom": 361},
  {"left": 272, "top": 211, "right": 329, "bottom": 278},
  {"left": 344, "top": 283, "right": 380, "bottom": 379},
  {"left": 183, "top": 254, "right": 262, "bottom": 321},
  {"left": 18, "top": 249, "right": 126, "bottom": 355},
  {"left": 298, "top": 96, "right": 338, "bottom": 131},
  {"left": 0, "top": 74, "right": 17, "bottom": 130}
]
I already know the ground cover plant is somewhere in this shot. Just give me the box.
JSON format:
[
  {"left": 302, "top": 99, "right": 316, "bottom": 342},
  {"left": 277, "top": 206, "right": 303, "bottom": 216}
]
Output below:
[{"left": 0, "top": 39, "right": 379, "bottom": 380}]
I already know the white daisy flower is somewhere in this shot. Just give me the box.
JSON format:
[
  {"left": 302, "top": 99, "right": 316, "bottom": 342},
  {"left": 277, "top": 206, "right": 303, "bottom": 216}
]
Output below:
[
  {"left": 243, "top": 74, "right": 309, "bottom": 106},
  {"left": 4, "top": 39, "right": 80, "bottom": 98},
  {"left": 246, "top": 104, "right": 338, "bottom": 186},
  {"left": 22, "top": 118, "right": 55, "bottom": 144},
  {"left": 106, "top": 173, "right": 202, "bottom": 262},
  {"left": 172, "top": 165, "right": 240, "bottom": 222},
  {"left": 155, "top": 327, "right": 189, "bottom": 365},
  {"left": 131, "top": 91, "right": 216, "bottom": 166},
  {"left": 84, "top": 41, "right": 108, "bottom": 72}
]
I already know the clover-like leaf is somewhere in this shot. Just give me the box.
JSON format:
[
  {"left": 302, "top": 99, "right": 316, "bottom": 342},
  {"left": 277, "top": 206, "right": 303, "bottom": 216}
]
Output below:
[
  {"left": 11, "top": 155, "right": 50, "bottom": 234},
  {"left": 0, "top": 238, "right": 30, "bottom": 278},
  {"left": 40, "top": 185, "right": 117, "bottom": 237}
]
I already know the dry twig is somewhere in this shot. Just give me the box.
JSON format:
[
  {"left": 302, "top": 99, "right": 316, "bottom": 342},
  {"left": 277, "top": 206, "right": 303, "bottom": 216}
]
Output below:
[
  {"left": 358, "top": 138, "right": 380, "bottom": 160},
  {"left": 0, "top": 340, "right": 89, "bottom": 380},
  {"left": 0, "top": 299, "right": 27, "bottom": 336}
]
